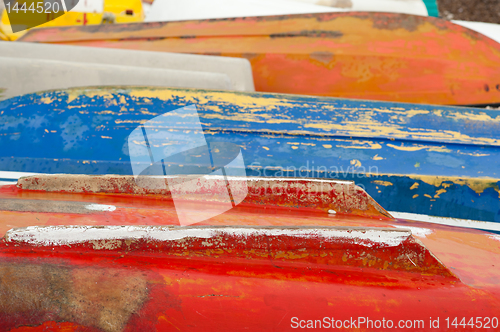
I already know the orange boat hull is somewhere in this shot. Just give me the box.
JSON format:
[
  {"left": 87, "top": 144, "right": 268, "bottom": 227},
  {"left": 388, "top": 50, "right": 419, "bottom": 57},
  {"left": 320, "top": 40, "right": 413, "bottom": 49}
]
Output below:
[{"left": 20, "top": 12, "right": 500, "bottom": 105}]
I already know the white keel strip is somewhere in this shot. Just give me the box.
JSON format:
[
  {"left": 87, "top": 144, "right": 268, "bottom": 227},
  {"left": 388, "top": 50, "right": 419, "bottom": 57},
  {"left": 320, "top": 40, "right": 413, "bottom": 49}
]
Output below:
[
  {"left": 0, "top": 171, "right": 43, "bottom": 181},
  {"left": 5, "top": 226, "right": 411, "bottom": 248},
  {"left": 390, "top": 211, "right": 500, "bottom": 232}
]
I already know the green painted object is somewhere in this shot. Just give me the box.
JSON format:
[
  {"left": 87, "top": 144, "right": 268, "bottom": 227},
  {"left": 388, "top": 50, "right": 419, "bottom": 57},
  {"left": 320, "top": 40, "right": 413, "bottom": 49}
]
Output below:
[{"left": 423, "top": 0, "right": 439, "bottom": 17}]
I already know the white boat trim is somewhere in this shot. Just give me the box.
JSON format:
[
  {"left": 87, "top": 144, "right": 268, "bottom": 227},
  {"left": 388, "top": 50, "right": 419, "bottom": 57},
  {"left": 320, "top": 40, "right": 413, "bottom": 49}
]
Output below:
[
  {"left": 453, "top": 20, "right": 500, "bottom": 45},
  {"left": 145, "top": 0, "right": 428, "bottom": 23},
  {"left": 0, "top": 171, "right": 44, "bottom": 186},
  {"left": 145, "top": 0, "right": 342, "bottom": 22},
  {"left": 5, "top": 225, "right": 411, "bottom": 248},
  {"left": 390, "top": 211, "right": 500, "bottom": 232},
  {"left": 0, "top": 171, "right": 43, "bottom": 180},
  {"left": 291, "top": 0, "right": 428, "bottom": 16}
]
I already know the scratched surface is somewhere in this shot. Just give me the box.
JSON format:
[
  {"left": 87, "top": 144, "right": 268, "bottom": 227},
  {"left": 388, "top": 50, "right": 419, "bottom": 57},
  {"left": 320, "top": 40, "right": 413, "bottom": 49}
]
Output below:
[
  {"left": 0, "top": 178, "right": 500, "bottom": 331},
  {"left": 19, "top": 12, "right": 500, "bottom": 105},
  {"left": 1, "top": 87, "right": 500, "bottom": 222}
]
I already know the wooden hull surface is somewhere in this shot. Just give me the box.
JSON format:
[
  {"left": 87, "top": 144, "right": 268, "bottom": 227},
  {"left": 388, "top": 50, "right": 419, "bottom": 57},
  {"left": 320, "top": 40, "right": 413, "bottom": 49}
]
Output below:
[
  {"left": 19, "top": 12, "right": 500, "bottom": 106},
  {"left": 0, "top": 175, "right": 499, "bottom": 331},
  {"left": 1, "top": 87, "right": 500, "bottom": 224}
]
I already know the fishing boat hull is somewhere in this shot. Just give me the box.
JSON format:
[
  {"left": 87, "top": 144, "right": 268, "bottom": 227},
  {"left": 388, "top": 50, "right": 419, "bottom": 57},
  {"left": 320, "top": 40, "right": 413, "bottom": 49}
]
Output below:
[
  {"left": 1, "top": 87, "right": 500, "bottom": 224},
  {"left": 0, "top": 175, "right": 499, "bottom": 331},
  {"left": 19, "top": 12, "right": 500, "bottom": 105}
]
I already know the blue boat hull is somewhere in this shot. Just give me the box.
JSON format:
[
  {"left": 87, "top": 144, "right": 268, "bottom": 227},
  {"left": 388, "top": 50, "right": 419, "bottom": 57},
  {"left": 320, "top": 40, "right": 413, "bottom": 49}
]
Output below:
[{"left": 1, "top": 87, "right": 499, "bottom": 223}]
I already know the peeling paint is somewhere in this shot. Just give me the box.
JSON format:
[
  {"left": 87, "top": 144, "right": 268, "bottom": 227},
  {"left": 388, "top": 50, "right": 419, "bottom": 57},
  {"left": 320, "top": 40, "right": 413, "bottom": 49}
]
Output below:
[
  {"left": 2, "top": 87, "right": 500, "bottom": 223},
  {"left": 85, "top": 204, "right": 116, "bottom": 212},
  {"left": 5, "top": 226, "right": 411, "bottom": 248},
  {"left": 408, "top": 175, "right": 500, "bottom": 196},
  {"left": 17, "top": 12, "right": 500, "bottom": 105},
  {"left": 372, "top": 180, "right": 393, "bottom": 187}
]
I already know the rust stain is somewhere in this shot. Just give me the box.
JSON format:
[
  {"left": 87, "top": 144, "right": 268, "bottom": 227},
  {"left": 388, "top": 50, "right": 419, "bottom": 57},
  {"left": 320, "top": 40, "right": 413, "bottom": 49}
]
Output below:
[
  {"left": 270, "top": 30, "right": 343, "bottom": 38},
  {"left": 0, "top": 263, "right": 148, "bottom": 332},
  {"left": 310, "top": 51, "right": 335, "bottom": 66},
  {"left": 371, "top": 14, "right": 422, "bottom": 32}
]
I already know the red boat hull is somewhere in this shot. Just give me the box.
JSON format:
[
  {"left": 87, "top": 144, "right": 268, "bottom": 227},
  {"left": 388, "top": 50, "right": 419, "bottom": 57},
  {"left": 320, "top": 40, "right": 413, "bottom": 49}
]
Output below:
[{"left": 0, "top": 175, "right": 499, "bottom": 331}]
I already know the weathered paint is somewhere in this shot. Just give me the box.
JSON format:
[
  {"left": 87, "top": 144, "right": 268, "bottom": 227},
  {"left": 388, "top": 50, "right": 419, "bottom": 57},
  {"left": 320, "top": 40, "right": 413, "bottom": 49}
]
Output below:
[
  {"left": 1, "top": 87, "right": 500, "bottom": 223},
  {"left": 15, "top": 174, "right": 393, "bottom": 220},
  {"left": 6, "top": 225, "right": 410, "bottom": 248},
  {"left": 19, "top": 12, "right": 500, "bottom": 105},
  {"left": 0, "top": 177, "right": 500, "bottom": 331}
]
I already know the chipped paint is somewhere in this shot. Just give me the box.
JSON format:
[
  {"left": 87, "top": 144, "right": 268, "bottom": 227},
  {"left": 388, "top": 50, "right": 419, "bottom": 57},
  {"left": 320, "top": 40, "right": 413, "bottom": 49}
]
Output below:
[
  {"left": 408, "top": 174, "right": 500, "bottom": 196},
  {"left": 350, "top": 159, "right": 362, "bottom": 167},
  {"left": 15, "top": 175, "right": 394, "bottom": 220},
  {"left": 372, "top": 180, "right": 393, "bottom": 187},
  {"left": 337, "top": 141, "right": 382, "bottom": 150},
  {"left": 17, "top": 12, "right": 500, "bottom": 105},
  {"left": 85, "top": 204, "right": 116, "bottom": 212},
  {"left": 2, "top": 87, "right": 500, "bottom": 223},
  {"left": 387, "top": 144, "right": 452, "bottom": 153},
  {"left": 5, "top": 225, "right": 411, "bottom": 248},
  {"left": 0, "top": 168, "right": 499, "bottom": 330}
]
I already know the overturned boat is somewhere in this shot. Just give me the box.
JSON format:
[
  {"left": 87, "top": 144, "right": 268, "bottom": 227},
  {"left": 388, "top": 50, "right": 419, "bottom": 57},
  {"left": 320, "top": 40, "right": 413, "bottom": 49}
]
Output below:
[
  {"left": 19, "top": 12, "right": 500, "bottom": 106},
  {"left": 0, "top": 174, "right": 499, "bottom": 330},
  {"left": 0, "top": 42, "right": 254, "bottom": 100},
  {"left": 1, "top": 86, "right": 500, "bottom": 226}
]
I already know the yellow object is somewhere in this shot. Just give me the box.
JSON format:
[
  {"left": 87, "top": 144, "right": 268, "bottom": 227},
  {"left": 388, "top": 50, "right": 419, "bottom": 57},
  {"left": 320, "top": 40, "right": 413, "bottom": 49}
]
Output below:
[
  {"left": 0, "top": 0, "right": 144, "bottom": 41},
  {"left": 0, "top": 28, "right": 8, "bottom": 41}
]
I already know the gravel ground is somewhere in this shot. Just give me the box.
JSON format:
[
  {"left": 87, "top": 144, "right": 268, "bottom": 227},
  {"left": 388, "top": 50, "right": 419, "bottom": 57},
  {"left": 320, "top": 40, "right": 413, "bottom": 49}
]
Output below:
[{"left": 438, "top": 0, "right": 500, "bottom": 23}]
